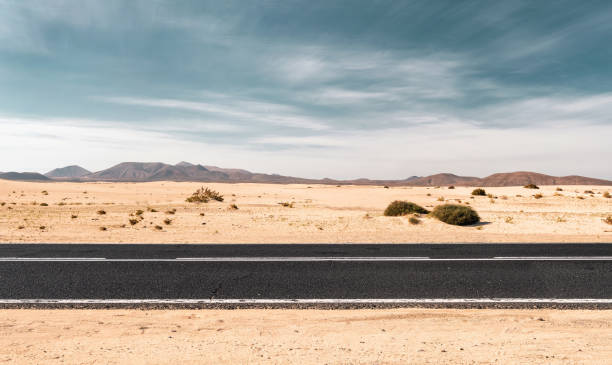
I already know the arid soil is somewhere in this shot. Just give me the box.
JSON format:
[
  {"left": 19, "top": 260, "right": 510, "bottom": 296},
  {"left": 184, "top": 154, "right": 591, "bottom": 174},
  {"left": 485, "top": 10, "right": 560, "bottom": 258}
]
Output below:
[
  {"left": 0, "top": 180, "right": 610, "bottom": 243},
  {"left": 1, "top": 309, "right": 612, "bottom": 364}
]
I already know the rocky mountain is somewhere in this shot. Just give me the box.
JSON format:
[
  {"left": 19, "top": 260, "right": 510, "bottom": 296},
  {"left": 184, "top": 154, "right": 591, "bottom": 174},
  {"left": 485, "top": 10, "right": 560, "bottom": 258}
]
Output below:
[
  {"left": 0, "top": 172, "right": 50, "bottom": 181},
  {"left": 45, "top": 165, "right": 91, "bottom": 179},
  {"left": 2, "top": 162, "right": 611, "bottom": 186}
]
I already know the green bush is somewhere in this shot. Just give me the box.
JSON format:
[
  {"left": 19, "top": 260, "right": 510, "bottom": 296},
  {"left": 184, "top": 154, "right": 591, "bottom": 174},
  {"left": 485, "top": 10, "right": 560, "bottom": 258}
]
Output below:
[
  {"left": 383, "top": 201, "right": 429, "bottom": 216},
  {"left": 431, "top": 204, "right": 480, "bottom": 226},
  {"left": 471, "top": 188, "right": 486, "bottom": 196}
]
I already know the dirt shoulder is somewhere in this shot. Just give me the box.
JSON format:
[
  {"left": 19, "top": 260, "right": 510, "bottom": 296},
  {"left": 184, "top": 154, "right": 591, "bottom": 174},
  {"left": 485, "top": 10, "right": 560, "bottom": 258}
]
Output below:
[{"left": 1, "top": 308, "right": 611, "bottom": 364}]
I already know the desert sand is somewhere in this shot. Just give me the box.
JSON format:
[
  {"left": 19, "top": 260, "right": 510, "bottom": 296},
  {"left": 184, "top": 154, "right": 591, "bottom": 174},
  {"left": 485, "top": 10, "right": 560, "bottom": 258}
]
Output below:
[
  {"left": 2, "top": 308, "right": 612, "bottom": 364},
  {"left": 0, "top": 179, "right": 610, "bottom": 243}
]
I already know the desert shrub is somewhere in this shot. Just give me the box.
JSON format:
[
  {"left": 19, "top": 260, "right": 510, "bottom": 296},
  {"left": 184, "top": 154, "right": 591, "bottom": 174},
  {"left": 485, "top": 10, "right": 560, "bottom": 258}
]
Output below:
[
  {"left": 278, "top": 202, "right": 294, "bottom": 208},
  {"left": 147, "top": 207, "right": 158, "bottom": 212},
  {"left": 604, "top": 192, "right": 611, "bottom": 198},
  {"left": 524, "top": 184, "right": 539, "bottom": 189},
  {"left": 165, "top": 208, "right": 176, "bottom": 215},
  {"left": 408, "top": 216, "right": 420, "bottom": 225},
  {"left": 604, "top": 216, "right": 612, "bottom": 225},
  {"left": 448, "top": 185, "right": 455, "bottom": 189},
  {"left": 97, "top": 210, "right": 106, "bottom": 215},
  {"left": 487, "top": 193, "right": 493, "bottom": 198},
  {"left": 0, "top": 202, "right": 4, "bottom": 206},
  {"left": 40, "top": 203, "right": 48, "bottom": 206},
  {"left": 584, "top": 190, "right": 594, "bottom": 194},
  {"left": 39, "top": 226, "right": 46, "bottom": 230},
  {"left": 229, "top": 204, "right": 238, "bottom": 210},
  {"left": 471, "top": 188, "right": 486, "bottom": 196},
  {"left": 383, "top": 185, "right": 389, "bottom": 189},
  {"left": 163, "top": 218, "right": 172, "bottom": 225},
  {"left": 154, "top": 225, "right": 163, "bottom": 231},
  {"left": 18, "top": 225, "right": 25, "bottom": 229},
  {"left": 577, "top": 196, "right": 585, "bottom": 200},
  {"left": 186, "top": 187, "right": 224, "bottom": 203},
  {"left": 505, "top": 216, "right": 514, "bottom": 224},
  {"left": 129, "top": 218, "right": 139, "bottom": 226},
  {"left": 41, "top": 190, "right": 48, "bottom": 195},
  {"left": 71, "top": 214, "right": 78, "bottom": 219},
  {"left": 383, "top": 201, "right": 429, "bottom": 216},
  {"left": 135, "top": 209, "right": 144, "bottom": 216},
  {"left": 533, "top": 194, "right": 543, "bottom": 199},
  {"left": 431, "top": 204, "right": 480, "bottom": 226},
  {"left": 199, "top": 212, "right": 205, "bottom": 216},
  {"left": 99, "top": 227, "right": 107, "bottom": 231},
  {"left": 437, "top": 196, "right": 444, "bottom": 201}
]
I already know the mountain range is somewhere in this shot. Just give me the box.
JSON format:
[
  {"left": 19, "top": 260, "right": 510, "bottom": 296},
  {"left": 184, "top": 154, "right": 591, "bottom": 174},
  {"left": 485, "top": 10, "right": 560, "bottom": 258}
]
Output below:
[{"left": 0, "top": 162, "right": 610, "bottom": 186}]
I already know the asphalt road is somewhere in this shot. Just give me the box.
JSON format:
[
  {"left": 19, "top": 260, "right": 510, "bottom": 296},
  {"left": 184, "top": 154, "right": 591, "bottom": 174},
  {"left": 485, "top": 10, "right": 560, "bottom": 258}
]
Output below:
[{"left": 1, "top": 244, "right": 611, "bottom": 308}]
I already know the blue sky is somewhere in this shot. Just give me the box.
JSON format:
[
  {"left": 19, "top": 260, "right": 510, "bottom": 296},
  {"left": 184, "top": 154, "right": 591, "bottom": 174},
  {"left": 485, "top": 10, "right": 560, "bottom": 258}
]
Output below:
[{"left": 1, "top": 0, "right": 611, "bottom": 179}]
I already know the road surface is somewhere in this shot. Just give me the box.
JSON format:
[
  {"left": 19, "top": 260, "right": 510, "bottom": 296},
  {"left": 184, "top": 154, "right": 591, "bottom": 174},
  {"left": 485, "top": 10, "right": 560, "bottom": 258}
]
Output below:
[{"left": 0, "top": 243, "right": 611, "bottom": 308}]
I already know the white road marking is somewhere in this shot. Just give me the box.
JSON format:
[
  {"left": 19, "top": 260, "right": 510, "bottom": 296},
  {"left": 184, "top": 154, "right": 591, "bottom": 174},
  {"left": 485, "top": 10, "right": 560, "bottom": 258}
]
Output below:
[
  {"left": 0, "top": 298, "right": 611, "bottom": 304},
  {"left": 1, "top": 256, "right": 612, "bottom": 262}
]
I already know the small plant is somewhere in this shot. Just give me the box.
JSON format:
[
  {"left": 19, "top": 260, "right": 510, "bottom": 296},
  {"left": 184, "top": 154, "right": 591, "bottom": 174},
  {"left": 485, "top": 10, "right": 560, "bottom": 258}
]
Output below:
[
  {"left": 556, "top": 187, "right": 563, "bottom": 191},
  {"left": 383, "top": 185, "right": 389, "bottom": 189},
  {"left": 533, "top": 194, "right": 543, "bottom": 199},
  {"left": 471, "top": 188, "right": 486, "bottom": 196},
  {"left": 584, "top": 190, "right": 594, "bottom": 194},
  {"left": 229, "top": 204, "right": 238, "bottom": 210},
  {"left": 99, "top": 226, "right": 107, "bottom": 231},
  {"left": 524, "top": 184, "right": 539, "bottom": 189},
  {"left": 437, "top": 196, "right": 444, "bottom": 201},
  {"left": 487, "top": 193, "right": 493, "bottom": 198},
  {"left": 135, "top": 209, "right": 144, "bottom": 216},
  {"left": 129, "top": 218, "right": 139, "bottom": 226},
  {"left": 163, "top": 218, "right": 172, "bottom": 225},
  {"left": 408, "top": 216, "right": 420, "bottom": 225},
  {"left": 603, "top": 216, "right": 612, "bottom": 225},
  {"left": 577, "top": 196, "right": 585, "bottom": 200},
  {"left": 154, "top": 225, "right": 163, "bottom": 231},
  {"left": 199, "top": 212, "right": 205, "bottom": 216},
  {"left": 384, "top": 201, "right": 429, "bottom": 216},
  {"left": 18, "top": 225, "right": 25, "bottom": 230},
  {"left": 431, "top": 204, "right": 480, "bottom": 226},
  {"left": 186, "top": 187, "right": 224, "bottom": 203},
  {"left": 554, "top": 192, "right": 563, "bottom": 197},
  {"left": 71, "top": 214, "right": 78, "bottom": 219},
  {"left": 504, "top": 216, "right": 514, "bottom": 224},
  {"left": 97, "top": 210, "right": 106, "bottom": 215},
  {"left": 165, "top": 208, "right": 176, "bottom": 215},
  {"left": 448, "top": 186, "right": 455, "bottom": 189},
  {"left": 0, "top": 202, "right": 5, "bottom": 206},
  {"left": 426, "top": 193, "right": 431, "bottom": 196},
  {"left": 278, "top": 202, "right": 294, "bottom": 208},
  {"left": 147, "top": 207, "right": 158, "bottom": 212},
  {"left": 40, "top": 203, "right": 48, "bottom": 206},
  {"left": 39, "top": 226, "right": 46, "bottom": 230},
  {"left": 603, "top": 192, "right": 611, "bottom": 198},
  {"left": 41, "top": 190, "right": 48, "bottom": 195},
  {"left": 556, "top": 217, "right": 567, "bottom": 223}
]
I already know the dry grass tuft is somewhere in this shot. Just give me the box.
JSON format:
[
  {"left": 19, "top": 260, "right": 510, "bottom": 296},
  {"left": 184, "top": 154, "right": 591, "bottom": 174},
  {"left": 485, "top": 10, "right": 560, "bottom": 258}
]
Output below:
[
  {"left": 186, "top": 187, "right": 224, "bottom": 203},
  {"left": 471, "top": 188, "right": 486, "bottom": 196},
  {"left": 97, "top": 210, "right": 106, "bottom": 215}
]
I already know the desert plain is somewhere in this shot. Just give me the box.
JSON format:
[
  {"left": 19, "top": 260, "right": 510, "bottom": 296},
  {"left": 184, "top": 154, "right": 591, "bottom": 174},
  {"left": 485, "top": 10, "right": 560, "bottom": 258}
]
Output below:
[
  {"left": 1, "top": 179, "right": 612, "bottom": 364},
  {"left": 0, "top": 179, "right": 611, "bottom": 243}
]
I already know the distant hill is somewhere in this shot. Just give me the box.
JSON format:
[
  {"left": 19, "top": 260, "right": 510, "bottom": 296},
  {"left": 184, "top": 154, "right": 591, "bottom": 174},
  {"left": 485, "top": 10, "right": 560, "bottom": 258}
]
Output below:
[
  {"left": 3, "top": 163, "right": 611, "bottom": 186},
  {"left": 0, "top": 172, "right": 50, "bottom": 181},
  {"left": 45, "top": 165, "right": 91, "bottom": 179}
]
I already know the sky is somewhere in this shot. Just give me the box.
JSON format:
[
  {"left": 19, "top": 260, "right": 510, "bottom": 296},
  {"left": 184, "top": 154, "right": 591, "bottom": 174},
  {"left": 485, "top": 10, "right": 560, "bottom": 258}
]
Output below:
[{"left": 1, "top": 0, "right": 611, "bottom": 180}]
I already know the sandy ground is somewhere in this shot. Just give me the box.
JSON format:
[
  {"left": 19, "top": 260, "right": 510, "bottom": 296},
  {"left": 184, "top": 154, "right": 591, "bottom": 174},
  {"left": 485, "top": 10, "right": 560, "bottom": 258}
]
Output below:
[
  {"left": 0, "top": 179, "right": 610, "bottom": 243},
  {"left": 1, "top": 308, "right": 612, "bottom": 364}
]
